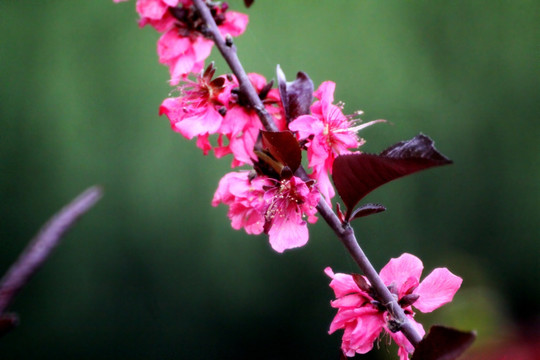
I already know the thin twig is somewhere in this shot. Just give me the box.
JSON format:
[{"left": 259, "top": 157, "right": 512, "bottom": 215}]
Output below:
[
  {"left": 0, "top": 186, "right": 103, "bottom": 316},
  {"left": 192, "top": 0, "right": 423, "bottom": 347}
]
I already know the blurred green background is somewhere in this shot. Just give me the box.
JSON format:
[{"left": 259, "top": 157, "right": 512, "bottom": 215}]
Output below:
[{"left": 1, "top": 0, "right": 538, "bottom": 359}]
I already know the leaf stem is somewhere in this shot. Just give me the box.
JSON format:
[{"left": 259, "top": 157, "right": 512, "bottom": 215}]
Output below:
[{"left": 192, "top": 0, "right": 422, "bottom": 347}]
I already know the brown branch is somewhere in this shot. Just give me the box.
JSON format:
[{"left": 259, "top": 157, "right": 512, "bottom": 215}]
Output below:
[
  {"left": 0, "top": 186, "right": 103, "bottom": 319},
  {"left": 192, "top": 0, "right": 423, "bottom": 347}
]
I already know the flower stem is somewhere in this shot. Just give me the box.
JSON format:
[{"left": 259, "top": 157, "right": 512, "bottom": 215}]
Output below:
[
  {"left": 192, "top": 0, "right": 422, "bottom": 347},
  {"left": 0, "top": 186, "right": 103, "bottom": 316}
]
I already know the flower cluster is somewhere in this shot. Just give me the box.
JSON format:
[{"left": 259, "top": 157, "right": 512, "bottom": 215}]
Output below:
[
  {"left": 289, "top": 81, "right": 384, "bottom": 203},
  {"left": 160, "top": 68, "right": 284, "bottom": 166},
  {"left": 325, "top": 253, "right": 462, "bottom": 359},
  {"left": 212, "top": 171, "right": 319, "bottom": 253},
  {"left": 116, "top": 0, "right": 248, "bottom": 84},
  {"left": 116, "top": 2, "right": 466, "bottom": 359},
  {"left": 116, "top": 0, "right": 381, "bottom": 251}
]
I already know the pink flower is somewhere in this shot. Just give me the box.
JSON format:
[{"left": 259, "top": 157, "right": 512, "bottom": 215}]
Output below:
[
  {"left": 326, "top": 253, "right": 462, "bottom": 359},
  {"left": 212, "top": 173, "right": 320, "bottom": 253},
  {"left": 289, "top": 81, "right": 384, "bottom": 203},
  {"left": 263, "top": 176, "right": 320, "bottom": 253},
  {"left": 212, "top": 171, "right": 271, "bottom": 235},
  {"left": 136, "top": 0, "right": 180, "bottom": 31},
  {"left": 216, "top": 73, "right": 285, "bottom": 167},
  {"left": 159, "top": 65, "right": 234, "bottom": 154},
  {"left": 157, "top": 30, "right": 214, "bottom": 84},
  {"left": 154, "top": 2, "right": 248, "bottom": 83}
]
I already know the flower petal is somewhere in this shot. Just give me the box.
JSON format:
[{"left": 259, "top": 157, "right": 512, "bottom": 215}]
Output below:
[
  {"left": 387, "top": 316, "right": 425, "bottom": 360},
  {"left": 324, "top": 268, "right": 362, "bottom": 298},
  {"left": 414, "top": 267, "right": 463, "bottom": 313},
  {"left": 268, "top": 212, "right": 308, "bottom": 253},
  {"left": 345, "top": 308, "right": 383, "bottom": 355},
  {"left": 379, "top": 253, "right": 423, "bottom": 290}
]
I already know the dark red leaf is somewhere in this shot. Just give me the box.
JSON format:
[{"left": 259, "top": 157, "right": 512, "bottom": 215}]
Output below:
[
  {"left": 411, "top": 325, "right": 476, "bottom": 360},
  {"left": 350, "top": 203, "right": 386, "bottom": 220},
  {"left": 276, "top": 65, "right": 314, "bottom": 123},
  {"left": 243, "top": 0, "right": 254, "bottom": 8},
  {"left": 261, "top": 130, "right": 302, "bottom": 175},
  {"left": 333, "top": 134, "right": 452, "bottom": 221}
]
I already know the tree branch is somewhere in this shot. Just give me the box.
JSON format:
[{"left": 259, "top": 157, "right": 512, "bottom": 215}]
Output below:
[
  {"left": 0, "top": 186, "right": 103, "bottom": 317},
  {"left": 192, "top": 0, "right": 422, "bottom": 347}
]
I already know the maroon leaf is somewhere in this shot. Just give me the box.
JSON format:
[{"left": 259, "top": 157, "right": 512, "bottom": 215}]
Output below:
[
  {"left": 411, "top": 325, "right": 476, "bottom": 360},
  {"left": 243, "top": 0, "right": 254, "bottom": 8},
  {"left": 333, "top": 134, "right": 452, "bottom": 221},
  {"left": 350, "top": 203, "right": 386, "bottom": 220},
  {"left": 276, "top": 65, "right": 314, "bottom": 123},
  {"left": 261, "top": 130, "right": 302, "bottom": 176}
]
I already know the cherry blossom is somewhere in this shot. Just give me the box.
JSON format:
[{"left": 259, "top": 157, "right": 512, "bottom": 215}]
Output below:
[
  {"left": 159, "top": 64, "right": 234, "bottom": 154},
  {"left": 325, "top": 253, "right": 462, "bottom": 359},
  {"left": 263, "top": 176, "right": 320, "bottom": 253},
  {"left": 216, "top": 73, "right": 285, "bottom": 167},
  {"left": 212, "top": 173, "right": 320, "bottom": 253},
  {"left": 136, "top": 0, "right": 180, "bottom": 31},
  {"left": 289, "top": 81, "right": 384, "bottom": 203},
  {"left": 116, "top": 0, "right": 248, "bottom": 83},
  {"left": 212, "top": 171, "right": 271, "bottom": 235},
  {"left": 157, "top": 2, "right": 248, "bottom": 84}
]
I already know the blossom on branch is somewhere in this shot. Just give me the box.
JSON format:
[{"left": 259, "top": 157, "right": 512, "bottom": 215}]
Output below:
[
  {"left": 116, "top": 0, "right": 248, "bottom": 83},
  {"left": 212, "top": 172, "right": 320, "bottom": 253},
  {"left": 158, "top": 1, "right": 248, "bottom": 83},
  {"left": 216, "top": 73, "right": 285, "bottom": 167},
  {"left": 289, "top": 81, "right": 384, "bottom": 203},
  {"left": 212, "top": 171, "right": 270, "bottom": 235},
  {"left": 263, "top": 176, "right": 319, "bottom": 253},
  {"left": 325, "top": 253, "right": 462, "bottom": 359},
  {"left": 159, "top": 63, "right": 233, "bottom": 154}
]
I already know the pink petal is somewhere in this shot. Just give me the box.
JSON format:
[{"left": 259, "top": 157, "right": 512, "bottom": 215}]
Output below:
[
  {"left": 329, "top": 308, "right": 357, "bottom": 334},
  {"left": 313, "top": 81, "right": 336, "bottom": 104},
  {"left": 163, "top": 0, "right": 180, "bottom": 6},
  {"left": 379, "top": 253, "right": 423, "bottom": 290},
  {"left": 229, "top": 204, "right": 264, "bottom": 234},
  {"left": 325, "top": 268, "right": 362, "bottom": 298},
  {"left": 136, "top": 0, "right": 169, "bottom": 20},
  {"left": 173, "top": 106, "right": 222, "bottom": 139},
  {"left": 157, "top": 30, "right": 191, "bottom": 62},
  {"left": 288, "top": 115, "right": 324, "bottom": 140},
  {"left": 247, "top": 72, "right": 267, "bottom": 92},
  {"left": 219, "top": 11, "right": 249, "bottom": 37},
  {"left": 388, "top": 317, "right": 425, "bottom": 359},
  {"left": 195, "top": 134, "right": 212, "bottom": 155},
  {"left": 330, "top": 293, "right": 368, "bottom": 309},
  {"left": 347, "top": 309, "right": 384, "bottom": 354},
  {"left": 168, "top": 53, "right": 197, "bottom": 84},
  {"left": 313, "top": 170, "right": 335, "bottom": 204},
  {"left": 414, "top": 267, "right": 463, "bottom": 313},
  {"left": 192, "top": 37, "right": 214, "bottom": 63},
  {"left": 268, "top": 213, "right": 308, "bottom": 253}
]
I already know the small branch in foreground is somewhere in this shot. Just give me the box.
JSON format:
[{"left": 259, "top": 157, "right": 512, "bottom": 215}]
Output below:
[
  {"left": 191, "top": 0, "right": 422, "bottom": 347},
  {"left": 0, "top": 186, "right": 103, "bottom": 319}
]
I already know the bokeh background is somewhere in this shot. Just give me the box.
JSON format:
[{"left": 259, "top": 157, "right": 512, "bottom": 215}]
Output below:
[{"left": 1, "top": 0, "right": 538, "bottom": 359}]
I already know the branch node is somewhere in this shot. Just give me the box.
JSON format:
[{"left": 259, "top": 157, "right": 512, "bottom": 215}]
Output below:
[{"left": 225, "top": 34, "right": 233, "bottom": 47}]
